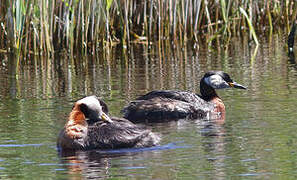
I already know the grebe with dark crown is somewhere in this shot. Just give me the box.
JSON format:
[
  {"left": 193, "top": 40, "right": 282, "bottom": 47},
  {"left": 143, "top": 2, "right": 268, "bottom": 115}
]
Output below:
[
  {"left": 122, "top": 71, "right": 246, "bottom": 123},
  {"left": 57, "top": 96, "right": 160, "bottom": 151}
]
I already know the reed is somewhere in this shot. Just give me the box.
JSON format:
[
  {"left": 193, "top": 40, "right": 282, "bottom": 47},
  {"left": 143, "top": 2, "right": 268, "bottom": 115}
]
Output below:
[{"left": 0, "top": 0, "right": 295, "bottom": 57}]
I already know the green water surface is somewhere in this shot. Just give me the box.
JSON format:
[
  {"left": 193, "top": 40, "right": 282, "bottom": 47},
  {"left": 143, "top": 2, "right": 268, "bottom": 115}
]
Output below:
[{"left": 0, "top": 35, "right": 297, "bottom": 179}]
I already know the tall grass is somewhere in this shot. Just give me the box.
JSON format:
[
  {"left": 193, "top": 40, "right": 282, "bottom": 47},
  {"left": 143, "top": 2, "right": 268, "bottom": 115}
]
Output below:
[{"left": 0, "top": 0, "right": 296, "bottom": 57}]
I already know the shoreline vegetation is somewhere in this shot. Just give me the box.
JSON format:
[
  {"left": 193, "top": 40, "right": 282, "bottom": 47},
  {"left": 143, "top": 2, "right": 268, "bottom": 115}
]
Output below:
[{"left": 0, "top": 1, "right": 296, "bottom": 57}]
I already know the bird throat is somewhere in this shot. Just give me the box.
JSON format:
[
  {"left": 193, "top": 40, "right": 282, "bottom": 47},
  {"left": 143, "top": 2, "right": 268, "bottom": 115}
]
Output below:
[
  {"left": 200, "top": 78, "right": 226, "bottom": 118},
  {"left": 200, "top": 79, "right": 219, "bottom": 101}
]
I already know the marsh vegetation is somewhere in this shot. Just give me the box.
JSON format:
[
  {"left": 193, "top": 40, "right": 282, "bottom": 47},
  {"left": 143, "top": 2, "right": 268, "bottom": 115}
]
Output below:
[{"left": 0, "top": 0, "right": 296, "bottom": 57}]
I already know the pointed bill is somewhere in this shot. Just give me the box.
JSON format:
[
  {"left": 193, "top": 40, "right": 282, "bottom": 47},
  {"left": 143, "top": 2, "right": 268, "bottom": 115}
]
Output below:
[
  {"left": 100, "top": 112, "right": 113, "bottom": 123},
  {"left": 229, "top": 82, "right": 247, "bottom": 89}
]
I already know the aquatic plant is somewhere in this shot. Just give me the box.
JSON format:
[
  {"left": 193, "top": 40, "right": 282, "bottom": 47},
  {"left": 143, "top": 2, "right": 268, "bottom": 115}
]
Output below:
[{"left": 0, "top": 0, "right": 295, "bottom": 57}]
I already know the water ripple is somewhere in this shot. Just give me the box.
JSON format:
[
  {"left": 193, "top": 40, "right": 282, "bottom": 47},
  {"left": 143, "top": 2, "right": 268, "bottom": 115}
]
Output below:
[
  {"left": 95, "top": 142, "right": 191, "bottom": 154},
  {"left": 0, "top": 144, "right": 43, "bottom": 148}
]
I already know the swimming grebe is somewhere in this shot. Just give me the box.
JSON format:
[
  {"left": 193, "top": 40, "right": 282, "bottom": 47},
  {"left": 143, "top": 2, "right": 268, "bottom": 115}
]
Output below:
[
  {"left": 122, "top": 71, "right": 246, "bottom": 123},
  {"left": 57, "top": 96, "right": 160, "bottom": 151}
]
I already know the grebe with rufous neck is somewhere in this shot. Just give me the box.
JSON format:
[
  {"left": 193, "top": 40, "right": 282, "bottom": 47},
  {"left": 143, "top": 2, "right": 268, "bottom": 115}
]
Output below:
[
  {"left": 122, "top": 71, "right": 247, "bottom": 123},
  {"left": 57, "top": 96, "right": 160, "bottom": 152}
]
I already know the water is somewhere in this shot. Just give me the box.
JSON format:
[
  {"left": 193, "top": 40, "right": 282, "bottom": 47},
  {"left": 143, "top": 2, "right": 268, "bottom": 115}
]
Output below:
[{"left": 0, "top": 35, "right": 297, "bottom": 179}]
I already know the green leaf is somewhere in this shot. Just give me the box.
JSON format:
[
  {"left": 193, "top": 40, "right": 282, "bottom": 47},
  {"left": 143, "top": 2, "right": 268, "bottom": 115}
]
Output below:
[
  {"left": 239, "top": 7, "right": 259, "bottom": 45},
  {"left": 106, "top": 0, "right": 113, "bottom": 11}
]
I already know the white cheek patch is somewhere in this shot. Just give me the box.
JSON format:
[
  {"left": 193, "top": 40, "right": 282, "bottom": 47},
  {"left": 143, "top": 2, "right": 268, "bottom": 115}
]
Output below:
[
  {"left": 77, "top": 96, "right": 103, "bottom": 115},
  {"left": 204, "top": 74, "right": 230, "bottom": 89}
]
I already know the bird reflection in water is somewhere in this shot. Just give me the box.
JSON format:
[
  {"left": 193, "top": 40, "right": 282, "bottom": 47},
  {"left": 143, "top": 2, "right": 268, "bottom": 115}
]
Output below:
[
  {"left": 58, "top": 143, "right": 188, "bottom": 179},
  {"left": 199, "top": 117, "right": 227, "bottom": 179},
  {"left": 59, "top": 151, "right": 115, "bottom": 179}
]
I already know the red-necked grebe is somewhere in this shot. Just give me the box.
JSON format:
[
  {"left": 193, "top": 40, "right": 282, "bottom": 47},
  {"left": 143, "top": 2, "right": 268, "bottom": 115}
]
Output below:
[
  {"left": 122, "top": 71, "right": 247, "bottom": 123},
  {"left": 57, "top": 96, "right": 160, "bottom": 151}
]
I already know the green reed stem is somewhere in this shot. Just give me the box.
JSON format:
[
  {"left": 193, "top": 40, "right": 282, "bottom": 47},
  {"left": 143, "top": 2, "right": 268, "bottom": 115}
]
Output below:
[{"left": 239, "top": 7, "right": 259, "bottom": 45}]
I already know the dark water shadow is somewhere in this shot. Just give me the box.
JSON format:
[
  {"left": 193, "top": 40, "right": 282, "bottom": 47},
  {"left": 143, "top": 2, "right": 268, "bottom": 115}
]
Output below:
[
  {"left": 288, "top": 21, "right": 297, "bottom": 69},
  {"left": 288, "top": 51, "right": 297, "bottom": 69},
  {"left": 58, "top": 142, "right": 189, "bottom": 158},
  {"left": 6, "top": 53, "right": 17, "bottom": 99}
]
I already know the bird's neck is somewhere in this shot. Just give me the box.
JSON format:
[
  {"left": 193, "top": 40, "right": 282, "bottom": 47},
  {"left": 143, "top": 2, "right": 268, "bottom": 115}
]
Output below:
[
  {"left": 200, "top": 79, "right": 225, "bottom": 114},
  {"left": 68, "top": 106, "right": 87, "bottom": 126},
  {"left": 65, "top": 108, "right": 88, "bottom": 140},
  {"left": 211, "top": 97, "right": 225, "bottom": 113},
  {"left": 200, "top": 79, "right": 219, "bottom": 101}
]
